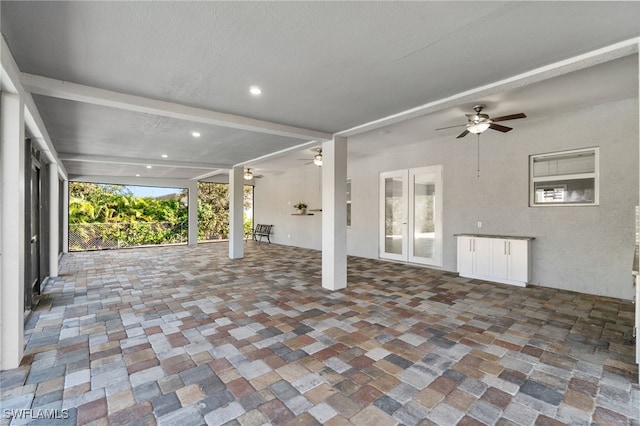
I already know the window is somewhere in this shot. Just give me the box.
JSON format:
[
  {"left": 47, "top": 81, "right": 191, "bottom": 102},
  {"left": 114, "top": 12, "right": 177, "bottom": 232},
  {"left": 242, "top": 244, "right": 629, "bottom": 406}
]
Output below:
[
  {"left": 346, "top": 179, "right": 351, "bottom": 227},
  {"left": 530, "top": 147, "right": 598, "bottom": 206}
]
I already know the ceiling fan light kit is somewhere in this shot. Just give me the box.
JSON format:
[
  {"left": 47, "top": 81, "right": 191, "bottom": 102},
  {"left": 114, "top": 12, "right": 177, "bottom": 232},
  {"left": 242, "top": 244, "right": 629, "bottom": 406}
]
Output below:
[
  {"left": 435, "top": 104, "right": 527, "bottom": 177},
  {"left": 244, "top": 168, "right": 253, "bottom": 180},
  {"left": 299, "top": 148, "right": 323, "bottom": 167},
  {"left": 467, "top": 122, "right": 491, "bottom": 134},
  {"left": 436, "top": 104, "right": 526, "bottom": 139}
]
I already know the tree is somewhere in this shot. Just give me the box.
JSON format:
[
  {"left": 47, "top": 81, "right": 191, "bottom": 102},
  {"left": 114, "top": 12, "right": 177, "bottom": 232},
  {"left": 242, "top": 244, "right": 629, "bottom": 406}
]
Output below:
[
  {"left": 68, "top": 182, "right": 188, "bottom": 250},
  {"left": 197, "top": 182, "right": 253, "bottom": 241},
  {"left": 68, "top": 181, "right": 252, "bottom": 249}
]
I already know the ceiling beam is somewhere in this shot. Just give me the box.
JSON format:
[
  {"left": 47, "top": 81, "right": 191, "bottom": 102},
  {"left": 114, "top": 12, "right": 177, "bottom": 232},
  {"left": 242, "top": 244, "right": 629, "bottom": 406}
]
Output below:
[
  {"left": 234, "top": 140, "right": 320, "bottom": 168},
  {"left": 69, "top": 174, "right": 192, "bottom": 189},
  {"left": 2, "top": 36, "right": 68, "bottom": 177},
  {"left": 58, "top": 153, "right": 226, "bottom": 170},
  {"left": 191, "top": 169, "right": 228, "bottom": 181},
  {"left": 337, "top": 37, "right": 640, "bottom": 137},
  {"left": 21, "top": 73, "right": 333, "bottom": 142}
]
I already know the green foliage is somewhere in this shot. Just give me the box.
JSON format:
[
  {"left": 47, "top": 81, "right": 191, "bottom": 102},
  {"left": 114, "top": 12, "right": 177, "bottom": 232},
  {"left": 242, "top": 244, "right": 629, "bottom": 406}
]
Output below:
[
  {"left": 69, "top": 182, "right": 188, "bottom": 225},
  {"left": 243, "top": 216, "right": 253, "bottom": 235},
  {"left": 69, "top": 182, "right": 188, "bottom": 250},
  {"left": 68, "top": 182, "right": 253, "bottom": 250},
  {"left": 197, "top": 182, "right": 253, "bottom": 241}
]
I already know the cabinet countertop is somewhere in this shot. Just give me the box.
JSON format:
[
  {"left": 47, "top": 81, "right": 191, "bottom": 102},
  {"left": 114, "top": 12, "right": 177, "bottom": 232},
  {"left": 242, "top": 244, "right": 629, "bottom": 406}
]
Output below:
[{"left": 454, "top": 233, "right": 535, "bottom": 240}]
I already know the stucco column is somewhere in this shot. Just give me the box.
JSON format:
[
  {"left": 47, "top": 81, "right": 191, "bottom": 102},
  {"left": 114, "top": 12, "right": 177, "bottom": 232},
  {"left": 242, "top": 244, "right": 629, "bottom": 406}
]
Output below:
[
  {"left": 187, "top": 181, "right": 198, "bottom": 246},
  {"left": 48, "top": 162, "right": 59, "bottom": 278},
  {"left": 322, "top": 136, "right": 347, "bottom": 291},
  {"left": 62, "top": 179, "right": 69, "bottom": 253},
  {"left": 229, "top": 166, "right": 244, "bottom": 259},
  {"left": 1, "top": 92, "right": 26, "bottom": 369}
]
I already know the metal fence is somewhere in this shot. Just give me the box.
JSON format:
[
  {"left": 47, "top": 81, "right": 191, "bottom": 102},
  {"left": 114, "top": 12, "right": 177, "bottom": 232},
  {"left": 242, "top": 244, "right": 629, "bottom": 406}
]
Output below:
[{"left": 69, "top": 222, "right": 187, "bottom": 251}]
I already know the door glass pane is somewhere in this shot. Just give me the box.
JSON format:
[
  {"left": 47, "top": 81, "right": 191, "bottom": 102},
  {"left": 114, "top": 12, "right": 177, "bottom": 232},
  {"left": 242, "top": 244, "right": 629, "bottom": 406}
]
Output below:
[
  {"left": 413, "top": 175, "right": 435, "bottom": 259},
  {"left": 385, "top": 177, "right": 404, "bottom": 254}
]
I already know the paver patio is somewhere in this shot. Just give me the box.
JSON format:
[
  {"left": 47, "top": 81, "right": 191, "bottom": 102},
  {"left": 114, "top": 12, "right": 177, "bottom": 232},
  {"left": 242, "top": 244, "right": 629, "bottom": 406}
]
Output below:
[{"left": 1, "top": 242, "right": 638, "bottom": 425}]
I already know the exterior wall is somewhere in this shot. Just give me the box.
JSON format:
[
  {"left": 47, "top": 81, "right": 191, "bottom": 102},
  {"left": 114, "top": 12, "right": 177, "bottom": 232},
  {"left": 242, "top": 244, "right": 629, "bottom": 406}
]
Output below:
[
  {"left": 254, "top": 166, "right": 323, "bottom": 250},
  {"left": 256, "top": 97, "right": 639, "bottom": 299}
]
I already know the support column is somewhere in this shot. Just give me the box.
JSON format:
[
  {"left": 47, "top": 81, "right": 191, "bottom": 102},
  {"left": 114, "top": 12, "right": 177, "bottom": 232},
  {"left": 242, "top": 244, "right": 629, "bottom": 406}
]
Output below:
[
  {"left": 62, "top": 179, "right": 69, "bottom": 253},
  {"left": 322, "top": 136, "right": 347, "bottom": 291},
  {"left": 1, "top": 92, "right": 26, "bottom": 370},
  {"left": 229, "top": 166, "right": 244, "bottom": 259},
  {"left": 187, "top": 181, "right": 198, "bottom": 246},
  {"left": 49, "top": 162, "right": 59, "bottom": 278}
]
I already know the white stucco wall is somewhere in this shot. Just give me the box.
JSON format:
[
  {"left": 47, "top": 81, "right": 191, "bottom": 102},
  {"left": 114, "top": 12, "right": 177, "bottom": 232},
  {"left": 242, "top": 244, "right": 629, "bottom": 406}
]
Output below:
[
  {"left": 254, "top": 166, "right": 323, "bottom": 250},
  {"left": 255, "top": 97, "right": 638, "bottom": 300}
]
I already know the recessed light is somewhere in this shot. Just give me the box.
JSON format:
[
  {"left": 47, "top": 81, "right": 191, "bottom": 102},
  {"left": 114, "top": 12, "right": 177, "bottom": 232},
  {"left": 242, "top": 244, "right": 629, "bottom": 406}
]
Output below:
[
  {"left": 249, "top": 86, "right": 262, "bottom": 96},
  {"left": 146, "top": 165, "right": 152, "bottom": 169},
  {"left": 161, "top": 154, "right": 168, "bottom": 158},
  {"left": 191, "top": 131, "right": 201, "bottom": 138},
  {"left": 135, "top": 174, "right": 140, "bottom": 177}
]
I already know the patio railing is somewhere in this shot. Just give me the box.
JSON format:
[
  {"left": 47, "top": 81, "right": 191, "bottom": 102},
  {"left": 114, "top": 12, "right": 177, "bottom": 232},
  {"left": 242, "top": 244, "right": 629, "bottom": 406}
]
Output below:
[{"left": 69, "top": 222, "right": 187, "bottom": 251}]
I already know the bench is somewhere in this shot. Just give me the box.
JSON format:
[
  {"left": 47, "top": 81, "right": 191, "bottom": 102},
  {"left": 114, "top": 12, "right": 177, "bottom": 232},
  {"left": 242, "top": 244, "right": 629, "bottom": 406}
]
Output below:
[{"left": 252, "top": 224, "right": 273, "bottom": 243}]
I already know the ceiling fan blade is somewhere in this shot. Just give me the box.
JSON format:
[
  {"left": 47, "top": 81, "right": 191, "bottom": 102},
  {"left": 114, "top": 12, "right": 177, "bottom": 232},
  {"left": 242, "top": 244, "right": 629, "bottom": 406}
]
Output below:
[
  {"left": 489, "top": 123, "right": 513, "bottom": 132},
  {"left": 436, "top": 123, "right": 467, "bottom": 131},
  {"left": 491, "top": 113, "right": 526, "bottom": 122},
  {"left": 456, "top": 129, "right": 469, "bottom": 139}
]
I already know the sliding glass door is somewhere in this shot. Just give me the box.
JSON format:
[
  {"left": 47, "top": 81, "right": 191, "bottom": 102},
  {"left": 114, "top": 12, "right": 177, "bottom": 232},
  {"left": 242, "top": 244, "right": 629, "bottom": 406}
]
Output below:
[{"left": 380, "top": 166, "right": 443, "bottom": 266}]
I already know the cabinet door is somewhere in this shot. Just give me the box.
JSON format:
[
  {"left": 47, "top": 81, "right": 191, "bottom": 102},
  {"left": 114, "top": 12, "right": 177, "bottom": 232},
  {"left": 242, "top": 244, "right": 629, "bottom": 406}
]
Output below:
[
  {"left": 508, "top": 239, "right": 529, "bottom": 282},
  {"left": 473, "top": 238, "right": 492, "bottom": 277},
  {"left": 457, "top": 237, "right": 474, "bottom": 276},
  {"left": 491, "top": 239, "right": 510, "bottom": 280}
]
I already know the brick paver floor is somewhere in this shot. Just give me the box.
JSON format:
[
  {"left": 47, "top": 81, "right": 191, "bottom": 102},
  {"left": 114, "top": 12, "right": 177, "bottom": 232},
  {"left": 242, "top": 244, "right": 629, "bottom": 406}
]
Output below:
[{"left": 1, "top": 242, "right": 638, "bottom": 425}]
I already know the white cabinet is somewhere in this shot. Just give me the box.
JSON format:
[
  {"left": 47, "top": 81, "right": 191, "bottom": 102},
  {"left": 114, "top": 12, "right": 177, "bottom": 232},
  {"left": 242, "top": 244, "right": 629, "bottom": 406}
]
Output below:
[{"left": 456, "top": 235, "right": 532, "bottom": 287}]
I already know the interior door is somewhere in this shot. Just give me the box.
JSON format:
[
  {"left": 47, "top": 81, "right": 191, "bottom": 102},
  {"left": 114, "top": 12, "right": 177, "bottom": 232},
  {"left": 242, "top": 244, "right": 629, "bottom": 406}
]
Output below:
[
  {"left": 379, "top": 170, "right": 408, "bottom": 261},
  {"left": 380, "top": 166, "right": 443, "bottom": 267}
]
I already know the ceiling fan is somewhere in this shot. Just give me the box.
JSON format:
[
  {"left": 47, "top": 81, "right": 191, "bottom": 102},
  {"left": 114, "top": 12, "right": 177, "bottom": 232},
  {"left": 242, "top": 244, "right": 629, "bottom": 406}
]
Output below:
[
  {"left": 436, "top": 104, "right": 526, "bottom": 138},
  {"left": 298, "top": 148, "right": 323, "bottom": 167},
  {"left": 243, "top": 168, "right": 263, "bottom": 180}
]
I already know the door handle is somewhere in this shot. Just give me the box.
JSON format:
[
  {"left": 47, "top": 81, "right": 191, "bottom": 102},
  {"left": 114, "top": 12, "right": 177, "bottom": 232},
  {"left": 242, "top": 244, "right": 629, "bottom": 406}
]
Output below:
[{"left": 30, "top": 235, "right": 38, "bottom": 244}]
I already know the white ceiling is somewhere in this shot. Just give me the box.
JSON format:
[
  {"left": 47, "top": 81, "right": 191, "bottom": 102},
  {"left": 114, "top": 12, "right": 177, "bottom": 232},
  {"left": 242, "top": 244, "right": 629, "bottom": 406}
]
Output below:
[{"left": 1, "top": 1, "right": 639, "bottom": 181}]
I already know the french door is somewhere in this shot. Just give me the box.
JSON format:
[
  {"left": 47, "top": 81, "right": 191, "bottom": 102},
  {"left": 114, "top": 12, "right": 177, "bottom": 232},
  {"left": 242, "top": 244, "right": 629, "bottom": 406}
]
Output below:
[{"left": 379, "top": 165, "right": 443, "bottom": 266}]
